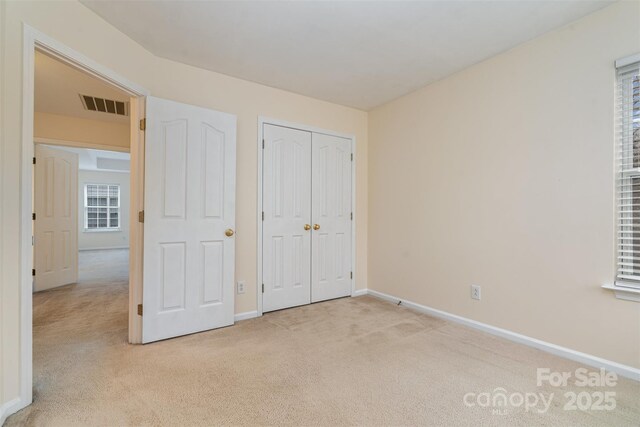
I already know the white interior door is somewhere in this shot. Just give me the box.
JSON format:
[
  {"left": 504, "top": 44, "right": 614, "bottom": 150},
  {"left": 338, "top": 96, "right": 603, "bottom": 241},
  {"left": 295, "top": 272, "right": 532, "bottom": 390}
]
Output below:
[
  {"left": 311, "top": 133, "right": 352, "bottom": 303},
  {"left": 142, "top": 96, "right": 236, "bottom": 343},
  {"left": 262, "top": 124, "right": 312, "bottom": 312},
  {"left": 34, "top": 144, "right": 78, "bottom": 292}
]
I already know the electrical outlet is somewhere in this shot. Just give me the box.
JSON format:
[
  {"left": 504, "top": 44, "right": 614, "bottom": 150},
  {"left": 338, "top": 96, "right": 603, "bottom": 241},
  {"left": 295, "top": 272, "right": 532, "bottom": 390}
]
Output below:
[
  {"left": 237, "top": 281, "right": 245, "bottom": 294},
  {"left": 471, "top": 285, "right": 481, "bottom": 300}
]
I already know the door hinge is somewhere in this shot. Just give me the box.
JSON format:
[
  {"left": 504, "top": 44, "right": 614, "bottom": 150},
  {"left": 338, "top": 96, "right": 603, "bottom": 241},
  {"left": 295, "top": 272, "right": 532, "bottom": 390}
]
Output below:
[
  {"left": 139, "top": 118, "right": 146, "bottom": 131},
  {"left": 350, "top": 271, "right": 353, "bottom": 280},
  {"left": 262, "top": 211, "right": 264, "bottom": 221},
  {"left": 32, "top": 213, "right": 36, "bottom": 220},
  {"left": 262, "top": 139, "right": 265, "bottom": 149},
  {"left": 350, "top": 212, "right": 353, "bottom": 220},
  {"left": 33, "top": 157, "right": 36, "bottom": 164},
  {"left": 262, "top": 283, "right": 264, "bottom": 293},
  {"left": 351, "top": 153, "right": 353, "bottom": 162},
  {"left": 138, "top": 210, "right": 144, "bottom": 223},
  {"left": 137, "top": 304, "right": 143, "bottom": 316},
  {"left": 32, "top": 268, "right": 36, "bottom": 276}
]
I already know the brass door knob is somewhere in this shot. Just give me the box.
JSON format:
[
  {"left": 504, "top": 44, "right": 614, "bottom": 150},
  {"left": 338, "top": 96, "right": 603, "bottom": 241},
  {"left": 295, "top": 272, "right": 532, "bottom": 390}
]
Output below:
[
  {"left": 304, "top": 224, "right": 311, "bottom": 231},
  {"left": 313, "top": 224, "right": 320, "bottom": 230},
  {"left": 225, "top": 229, "right": 235, "bottom": 237}
]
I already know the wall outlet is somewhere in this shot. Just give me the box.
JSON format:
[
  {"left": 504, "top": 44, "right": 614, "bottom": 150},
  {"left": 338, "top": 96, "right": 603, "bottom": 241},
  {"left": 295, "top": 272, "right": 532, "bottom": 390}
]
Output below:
[
  {"left": 237, "top": 281, "right": 245, "bottom": 294},
  {"left": 471, "top": 285, "right": 481, "bottom": 300}
]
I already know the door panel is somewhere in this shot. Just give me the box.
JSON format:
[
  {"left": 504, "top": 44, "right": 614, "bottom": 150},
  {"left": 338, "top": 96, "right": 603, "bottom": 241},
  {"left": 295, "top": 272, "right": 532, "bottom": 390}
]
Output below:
[
  {"left": 142, "top": 96, "right": 236, "bottom": 343},
  {"left": 311, "top": 133, "right": 352, "bottom": 303},
  {"left": 262, "top": 124, "right": 312, "bottom": 312},
  {"left": 34, "top": 145, "right": 78, "bottom": 292}
]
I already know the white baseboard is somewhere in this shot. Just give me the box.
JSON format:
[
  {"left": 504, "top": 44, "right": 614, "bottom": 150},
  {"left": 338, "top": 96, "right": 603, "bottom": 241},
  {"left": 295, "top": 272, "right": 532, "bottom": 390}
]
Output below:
[
  {"left": 362, "top": 289, "right": 640, "bottom": 381},
  {"left": 1, "top": 398, "right": 23, "bottom": 426},
  {"left": 235, "top": 311, "right": 258, "bottom": 322},
  {"left": 351, "top": 288, "right": 368, "bottom": 297}
]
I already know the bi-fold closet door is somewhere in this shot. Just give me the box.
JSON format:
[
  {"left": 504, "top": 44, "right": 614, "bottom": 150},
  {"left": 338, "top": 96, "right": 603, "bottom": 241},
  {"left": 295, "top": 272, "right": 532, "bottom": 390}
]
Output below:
[{"left": 262, "top": 124, "right": 352, "bottom": 313}]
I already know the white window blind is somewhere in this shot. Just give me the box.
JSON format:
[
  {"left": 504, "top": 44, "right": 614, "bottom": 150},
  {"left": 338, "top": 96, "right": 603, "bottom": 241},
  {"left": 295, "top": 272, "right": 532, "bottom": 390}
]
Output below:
[
  {"left": 616, "top": 60, "right": 640, "bottom": 287},
  {"left": 84, "top": 184, "right": 120, "bottom": 230}
]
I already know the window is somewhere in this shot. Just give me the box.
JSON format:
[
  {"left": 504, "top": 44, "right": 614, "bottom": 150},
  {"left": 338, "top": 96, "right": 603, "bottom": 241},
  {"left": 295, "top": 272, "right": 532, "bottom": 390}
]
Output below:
[
  {"left": 616, "top": 58, "right": 640, "bottom": 288},
  {"left": 84, "top": 184, "right": 120, "bottom": 231}
]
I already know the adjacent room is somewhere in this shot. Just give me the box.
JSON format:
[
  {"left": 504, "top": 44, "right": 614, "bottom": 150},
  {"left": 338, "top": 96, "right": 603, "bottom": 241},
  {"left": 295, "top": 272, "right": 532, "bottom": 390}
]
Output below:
[{"left": 1, "top": 1, "right": 639, "bottom": 426}]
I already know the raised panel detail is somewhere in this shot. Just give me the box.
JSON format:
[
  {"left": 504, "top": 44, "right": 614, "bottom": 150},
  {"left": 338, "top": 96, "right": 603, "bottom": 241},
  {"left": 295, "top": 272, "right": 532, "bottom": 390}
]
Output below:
[
  {"left": 61, "top": 231, "right": 71, "bottom": 270},
  {"left": 318, "top": 233, "right": 328, "bottom": 283},
  {"left": 292, "top": 235, "right": 303, "bottom": 288},
  {"left": 319, "top": 146, "right": 329, "bottom": 217},
  {"left": 335, "top": 233, "right": 344, "bottom": 280},
  {"left": 61, "top": 159, "right": 72, "bottom": 218},
  {"left": 203, "top": 124, "right": 224, "bottom": 218},
  {"left": 273, "top": 139, "right": 284, "bottom": 218},
  {"left": 202, "top": 241, "right": 224, "bottom": 305},
  {"left": 43, "top": 231, "right": 54, "bottom": 272},
  {"left": 336, "top": 148, "right": 345, "bottom": 217},
  {"left": 292, "top": 142, "right": 303, "bottom": 218},
  {"left": 272, "top": 236, "right": 284, "bottom": 289},
  {"left": 163, "top": 120, "right": 187, "bottom": 218},
  {"left": 45, "top": 157, "right": 54, "bottom": 218},
  {"left": 160, "top": 242, "right": 186, "bottom": 311}
]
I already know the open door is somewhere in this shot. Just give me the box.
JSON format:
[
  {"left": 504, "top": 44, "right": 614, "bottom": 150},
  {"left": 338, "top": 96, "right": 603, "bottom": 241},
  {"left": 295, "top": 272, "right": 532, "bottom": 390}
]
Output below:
[
  {"left": 34, "top": 145, "right": 79, "bottom": 292},
  {"left": 142, "top": 96, "right": 236, "bottom": 343}
]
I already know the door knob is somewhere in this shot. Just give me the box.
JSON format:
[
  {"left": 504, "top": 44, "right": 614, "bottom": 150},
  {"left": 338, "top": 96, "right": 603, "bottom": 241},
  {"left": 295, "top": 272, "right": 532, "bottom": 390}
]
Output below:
[
  {"left": 304, "top": 224, "right": 311, "bottom": 231},
  {"left": 313, "top": 224, "right": 320, "bottom": 230},
  {"left": 225, "top": 229, "right": 235, "bottom": 237}
]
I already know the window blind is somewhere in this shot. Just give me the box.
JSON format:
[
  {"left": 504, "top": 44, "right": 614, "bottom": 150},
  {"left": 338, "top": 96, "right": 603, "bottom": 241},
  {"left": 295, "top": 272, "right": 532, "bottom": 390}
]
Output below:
[{"left": 616, "top": 60, "right": 640, "bottom": 287}]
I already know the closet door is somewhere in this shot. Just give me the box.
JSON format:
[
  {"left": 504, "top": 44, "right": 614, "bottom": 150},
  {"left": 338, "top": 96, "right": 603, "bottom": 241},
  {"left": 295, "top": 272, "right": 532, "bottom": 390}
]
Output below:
[
  {"left": 262, "top": 124, "right": 312, "bottom": 312},
  {"left": 311, "top": 133, "right": 352, "bottom": 303}
]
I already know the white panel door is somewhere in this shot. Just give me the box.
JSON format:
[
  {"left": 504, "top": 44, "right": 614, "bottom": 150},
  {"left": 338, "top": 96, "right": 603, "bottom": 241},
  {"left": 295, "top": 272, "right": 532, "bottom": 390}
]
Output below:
[
  {"left": 34, "top": 145, "right": 79, "bottom": 292},
  {"left": 143, "top": 96, "right": 236, "bottom": 343},
  {"left": 311, "top": 133, "right": 352, "bottom": 303},
  {"left": 262, "top": 124, "right": 312, "bottom": 312}
]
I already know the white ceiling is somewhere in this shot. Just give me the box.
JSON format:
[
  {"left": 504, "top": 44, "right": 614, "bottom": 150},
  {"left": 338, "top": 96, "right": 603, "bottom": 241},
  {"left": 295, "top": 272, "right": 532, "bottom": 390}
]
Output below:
[
  {"left": 81, "top": 0, "right": 613, "bottom": 110},
  {"left": 50, "top": 146, "right": 131, "bottom": 172},
  {"left": 35, "top": 51, "right": 130, "bottom": 123}
]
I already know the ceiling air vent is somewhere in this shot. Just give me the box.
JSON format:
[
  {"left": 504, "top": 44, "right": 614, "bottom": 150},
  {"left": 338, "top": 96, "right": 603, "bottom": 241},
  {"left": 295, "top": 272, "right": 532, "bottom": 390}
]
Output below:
[{"left": 80, "top": 94, "right": 129, "bottom": 117}]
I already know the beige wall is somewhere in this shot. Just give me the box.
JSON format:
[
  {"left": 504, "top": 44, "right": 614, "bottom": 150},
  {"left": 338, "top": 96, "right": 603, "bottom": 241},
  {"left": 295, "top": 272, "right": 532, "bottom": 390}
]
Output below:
[
  {"left": 0, "top": 0, "right": 367, "bottom": 412},
  {"left": 35, "top": 112, "right": 130, "bottom": 151},
  {"left": 368, "top": 1, "right": 640, "bottom": 369},
  {"left": 78, "top": 170, "right": 130, "bottom": 251}
]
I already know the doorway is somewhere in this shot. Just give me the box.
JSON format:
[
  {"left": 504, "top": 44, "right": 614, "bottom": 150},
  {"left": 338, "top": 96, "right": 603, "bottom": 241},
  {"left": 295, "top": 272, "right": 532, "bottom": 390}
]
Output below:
[
  {"left": 19, "top": 27, "right": 148, "bottom": 409},
  {"left": 257, "top": 118, "right": 357, "bottom": 315},
  {"left": 31, "top": 49, "right": 137, "bottom": 397}
]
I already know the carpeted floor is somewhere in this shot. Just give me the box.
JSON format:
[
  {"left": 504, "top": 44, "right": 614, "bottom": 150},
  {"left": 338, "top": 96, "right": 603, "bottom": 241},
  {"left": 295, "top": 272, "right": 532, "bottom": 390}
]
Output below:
[{"left": 6, "top": 249, "right": 640, "bottom": 426}]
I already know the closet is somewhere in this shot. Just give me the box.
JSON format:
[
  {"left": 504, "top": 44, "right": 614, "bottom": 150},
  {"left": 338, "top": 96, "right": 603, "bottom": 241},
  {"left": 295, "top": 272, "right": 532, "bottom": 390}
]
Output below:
[{"left": 261, "top": 123, "right": 353, "bottom": 312}]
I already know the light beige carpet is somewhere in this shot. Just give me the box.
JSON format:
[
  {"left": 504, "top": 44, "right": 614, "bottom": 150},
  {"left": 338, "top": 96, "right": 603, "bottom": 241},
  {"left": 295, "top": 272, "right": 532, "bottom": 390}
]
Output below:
[{"left": 6, "top": 249, "right": 640, "bottom": 426}]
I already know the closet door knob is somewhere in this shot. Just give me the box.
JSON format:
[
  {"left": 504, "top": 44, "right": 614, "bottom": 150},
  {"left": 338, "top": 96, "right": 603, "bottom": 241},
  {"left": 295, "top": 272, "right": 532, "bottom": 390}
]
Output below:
[
  {"left": 304, "top": 224, "right": 311, "bottom": 231},
  {"left": 313, "top": 224, "right": 320, "bottom": 230},
  {"left": 225, "top": 229, "right": 235, "bottom": 237}
]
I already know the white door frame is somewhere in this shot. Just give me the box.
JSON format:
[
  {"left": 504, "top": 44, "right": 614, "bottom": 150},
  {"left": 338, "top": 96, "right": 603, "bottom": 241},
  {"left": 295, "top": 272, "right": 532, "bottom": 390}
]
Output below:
[
  {"left": 20, "top": 24, "right": 149, "bottom": 409},
  {"left": 256, "top": 117, "right": 357, "bottom": 316}
]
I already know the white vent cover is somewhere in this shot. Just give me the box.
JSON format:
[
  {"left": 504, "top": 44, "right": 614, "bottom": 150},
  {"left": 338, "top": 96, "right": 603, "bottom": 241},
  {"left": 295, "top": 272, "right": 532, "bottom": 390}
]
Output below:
[{"left": 80, "top": 94, "right": 129, "bottom": 116}]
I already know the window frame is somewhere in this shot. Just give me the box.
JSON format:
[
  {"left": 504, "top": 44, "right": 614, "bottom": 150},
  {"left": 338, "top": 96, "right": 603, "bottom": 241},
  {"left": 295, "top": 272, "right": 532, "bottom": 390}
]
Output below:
[
  {"left": 614, "top": 54, "right": 640, "bottom": 292},
  {"left": 83, "top": 183, "right": 121, "bottom": 232}
]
